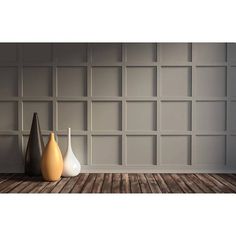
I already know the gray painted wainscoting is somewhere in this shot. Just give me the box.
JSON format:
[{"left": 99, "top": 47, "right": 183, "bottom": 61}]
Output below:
[{"left": 0, "top": 43, "right": 236, "bottom": 173}]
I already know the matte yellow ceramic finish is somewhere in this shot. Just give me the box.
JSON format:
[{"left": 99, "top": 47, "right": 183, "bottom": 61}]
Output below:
[{"left": 41, "top": 133, "right": 63, "bottom": 181}]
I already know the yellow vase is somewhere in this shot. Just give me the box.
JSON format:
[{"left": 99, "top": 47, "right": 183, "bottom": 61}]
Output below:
[{"left": 41, "top": 133, "right": 63, "bottom": 181}]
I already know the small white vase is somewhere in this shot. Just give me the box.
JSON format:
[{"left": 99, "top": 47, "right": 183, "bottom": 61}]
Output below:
[{"left": 62, "top": 128, "right": 81, "bottom": 177}]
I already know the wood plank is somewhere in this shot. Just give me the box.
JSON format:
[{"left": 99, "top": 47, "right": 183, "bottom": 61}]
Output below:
[
  {"left": 0, "top": 176, "right": 26, "bottom": 193},
  {"left": 50, "top": 177, "right": 70, "bottom": 193},
  {"left": 194, "top": 174, "right": 222, "bottom": 193},
  {"left": 71, "top": 173, "right": 89, "bottom": 193},
  {"left": 205, "top": 174, "right": 232, "bottom": 193},
  {"left": 101, "top": 173, "right": 112, "bottom": 193},
  {"left": 179, "top": 174, "right": 204, "bottom": 193},
  {"left": 0, "top": 174, "right": 26, "bottom": 192},
  {"left": 170, "top": 174, "right": 192, "bottom": 193},
  {"left": 153, "top": 174, "right": 170, "bottom": 193},
  {"left": 129, "top": 174, "right": 141, "bottom": 193},
  {"left": 40, "top": 179, "right": 61, "bottom": 193},
  {"left": 92, "top": 174, "right": 105, "bottom": 193},
  {"left": 229, "top": 174, "right": 236, "bottom": 182},
  {"left": 121, "top": 173, "right": 130, "bottom": 193},
  {"left": 145, "top": 174, "right": 161, "bottom": 193},
  {"left": 60, "top": 175, "right": 81, "bottom": 193},
  {"left": 112, "top": 173, "right": 121, "bottom": 193},
  {"left": 0, "top": 174, "right": 15, "bottom": 184},
  {"left": 29, "top": 180, "right": 50, "bottom": 193},
  {"left": 210, "top": 174, "right": 236, "bottom": 193},
  {"left": 20, "top": 177, "right": 42, "bottom": 193},
  {"left": 187, "top": 174, "right": 213, "bottom": 193},
  {"left": 218, "top": 174, "right": 236, "bottom": 190},
  {"left": 161, "top": 174, "right": 183, "bottom": 193},
  {"left": 137, "top": 174, "right": 151, "bottom": 193},
  {"left": 81, "top": 174, "right": 97, "bottom": 193}
]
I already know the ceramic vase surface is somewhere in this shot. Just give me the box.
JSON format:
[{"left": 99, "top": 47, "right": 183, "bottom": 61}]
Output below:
[
  {"left": 41, "top": 133, "right": 63, "bottom": 181},
  {"left": 25, "top": 113, "right": 44, "bottom": 176},
  {"left": 62, "top": 128, "right": 81, "bottom": 177}
]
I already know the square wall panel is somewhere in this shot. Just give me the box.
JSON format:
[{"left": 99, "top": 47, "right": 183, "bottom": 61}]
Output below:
[
  {"left": 230, "top": 102, "right": 236, "bottom": 131},
  {"left": 127, "top": 102, "right": 157, "bottom": 131},
  {"left": 127, "top": 67, "right": 157, "bottom": 97},
  {"left": 0, "top": 136, "right": 23, "bottom": 172},
  {"left": 23, "top": 102, "right": 52, "bottom": 131},
  {"left": 92, "top": 136, "right": 121, "bottom": 165},
  {"left": 0, "top": 67, "right": 18, "bottom": 97},
  {"left": 58, "top": 102, "right": 87, "bottom": 131},
  {"left": 228, "top": 43, "right": 236, "bottom": 63},
  {"left": 58, "top": 135, "right": 87, "bottom": 165},
  {"left": 0, "top": 44, "right": 17, "bottom": 62},
  {"left": 22, "top": 43, "right": 52, "bottom": 62},
  {"left": 0, "top": 102, "right": 18, "bottom": 130},
  {"left": 228, "top": 136, "right": 236, "bottom": 166},
  {"left": 161, "top": 102, "right": 191, "bottom": 131},
  {"left": 195, "top": 43, "right": 226, "bottom": 62},
  {"left": 91, "top": 43, "right": 122, "bottom": 63},
  {"left": 230, "top": 67, "right": 236, "bottom": 97},
  {"left": 161, "top": 136, "right": 190, "bottom": 165},
  {"left": 195, "top": 136, "right": 226, "bottom": 165},
  {"left": 196, "top": 102, "right": 226, "bottom": 131},
  {"left": 196, "top": 67, "right": 226, "bottom": 97},
  {"left": 127, "top": 136, "right": 156, "bottom": 165},
  {"left": 92, "top": 67, "right": 121, "bottom": 97},
  {"left": 57, "top": 67, "right": 87, "bottom": 97},
  {"left": 92, "top": 102, "right": 121, "bottom": 131},
  {"left": 54, "top": 43, "right": 87, "bottom": 65},
  {"left": 161, "top": 67, "right": 191, "bottom": 96},
  {"left": 126, "top": 43, "right": 157, "bottom": 63},
  {"left": 161, "top": 43, "right": 191, "bottom": 63},
  {"left": 23, "top": 67, "right": 52, "bottom": 97}
]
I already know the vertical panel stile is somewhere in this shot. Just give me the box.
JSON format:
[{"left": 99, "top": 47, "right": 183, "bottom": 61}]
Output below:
[
  {"left": 87, "top": 44, "right": 92, "bottom": 166},
  {"left": 226, "top": 43, "right": 230, "bottom": 165},
  {"left": 52, "top": 44, "right": 57, "bottom": 140},
  {"left": 156, "top": 43, "right": 161, "bottom": 165},
  {"left": 191, "top": 43, "right": 196, "bottom": 166},
  {"left": 122, "top": 43, "right": 127, "bottom": 166}
]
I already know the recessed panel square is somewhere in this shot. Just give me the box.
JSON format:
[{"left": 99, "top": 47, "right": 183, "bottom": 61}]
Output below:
[
  {"left": 0, "top": 136, "right": 23, "bottom": 172},
  {"left": 195, "top": 136, "right": 226, "bottom": 165},
  {"left": 127, "top": 67, "right": 156, "bottom": 97},
  {"left": 92, "top": 67, "right": 121, "bottom": 97},
  {"left": 58, "top": 102, "right": 87, "bottom": 131},
  {"left": 23, "top": 67, "right": 52, "bottom": 97},
  {"left": 196, "top": 102, "right": 226, "bottom": 131},
  {"left": 196, "top": 67, "right": 226, "bottom": 97},
  {"left": 230, "top": 67, "right": 236, "bottom": 97},
  {"left": 91, "top": 43, "right": 122, "bottom": 63},
  {"left": 23, "top": 102, "right": 52, "bottom": 131},
  {"left": 58, "top": 135, "right": 87, "bottom": 165},
  {"left": 126, "top": 43, "right": 157, "bottom": 63},
  {"left": 127, "top": 102, "right": 156, "bottom": 131},
  {"left": 229, "top": 136, "right": 236, "bottom": 166},
  {"left": 0, "top": 67, "right": 18, "bottom": 97},
  {"left": 92, "top": 102, "right": 121, "bottom": 131},
  {"left": 54, "top": 43, "right": 87, "bottom": 65},
  {"left": 0, "top": 102, "right": 18, "bottom": 130},
  {"left": 57, "top": 67, "right": 87, "bottom": 97},
  {"left": 230, "top": 102, "right": 236, "bottom": 131},
  {"left": 228, "top": 43, "right": 236, "bottom": 63},
  {"left": 22, "top": 43, "right": 52, "bottom": 62},
  {"left": 127, "top": 136, "right": 156, "bottom": 165},
  {"left": 161, "top": 67, "right": 191, "bottom": 96},
  {"left": 92, "top": 136, "right": 121, "bottom": 165},
  {"left": 161, "top": 102, "right": 191, "bottom": 131},
  {"left": 0, "top": 43, "right": 17, "bottom": 62},
  {"left": 161, "top": 136, "right": 190, "bottom": 165},
  {"left": 195, "top": 43, "right": 226, "bottom": 62},
  {"left": 161, "top": 43, "right": 191, "bottom": 63}
]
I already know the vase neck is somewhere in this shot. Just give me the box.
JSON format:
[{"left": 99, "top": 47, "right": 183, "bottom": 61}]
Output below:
[
  {"left": 67, "top": 128, "right": 72, "bottom": 150},
  {"left": 49, "top": 132, "right": 55, "bottom": 142}
]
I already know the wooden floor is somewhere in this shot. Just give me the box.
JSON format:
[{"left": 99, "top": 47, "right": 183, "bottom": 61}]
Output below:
[{"left": 0, "top": 173, "right": 236, "bottom": 193}]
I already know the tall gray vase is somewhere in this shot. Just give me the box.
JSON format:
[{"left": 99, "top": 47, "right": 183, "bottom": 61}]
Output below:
[{"left": 25, "top": 113, "right": 45, "bottom": 176}]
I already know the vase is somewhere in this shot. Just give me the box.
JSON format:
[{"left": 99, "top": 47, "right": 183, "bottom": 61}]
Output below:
[
  {"left": 62, "top": 128, "right": 81, "bottom": 177},
  {"left": 25, "top": 113, "right": 44, "bottom": 176},
  {"left": 41, "top": 132, "right": 63, "bottom": 181}
]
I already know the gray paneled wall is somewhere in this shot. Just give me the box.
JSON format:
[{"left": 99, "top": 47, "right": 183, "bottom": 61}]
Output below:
[{"left": 0, "top": 43, "right": 236, "bottom": 173}]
